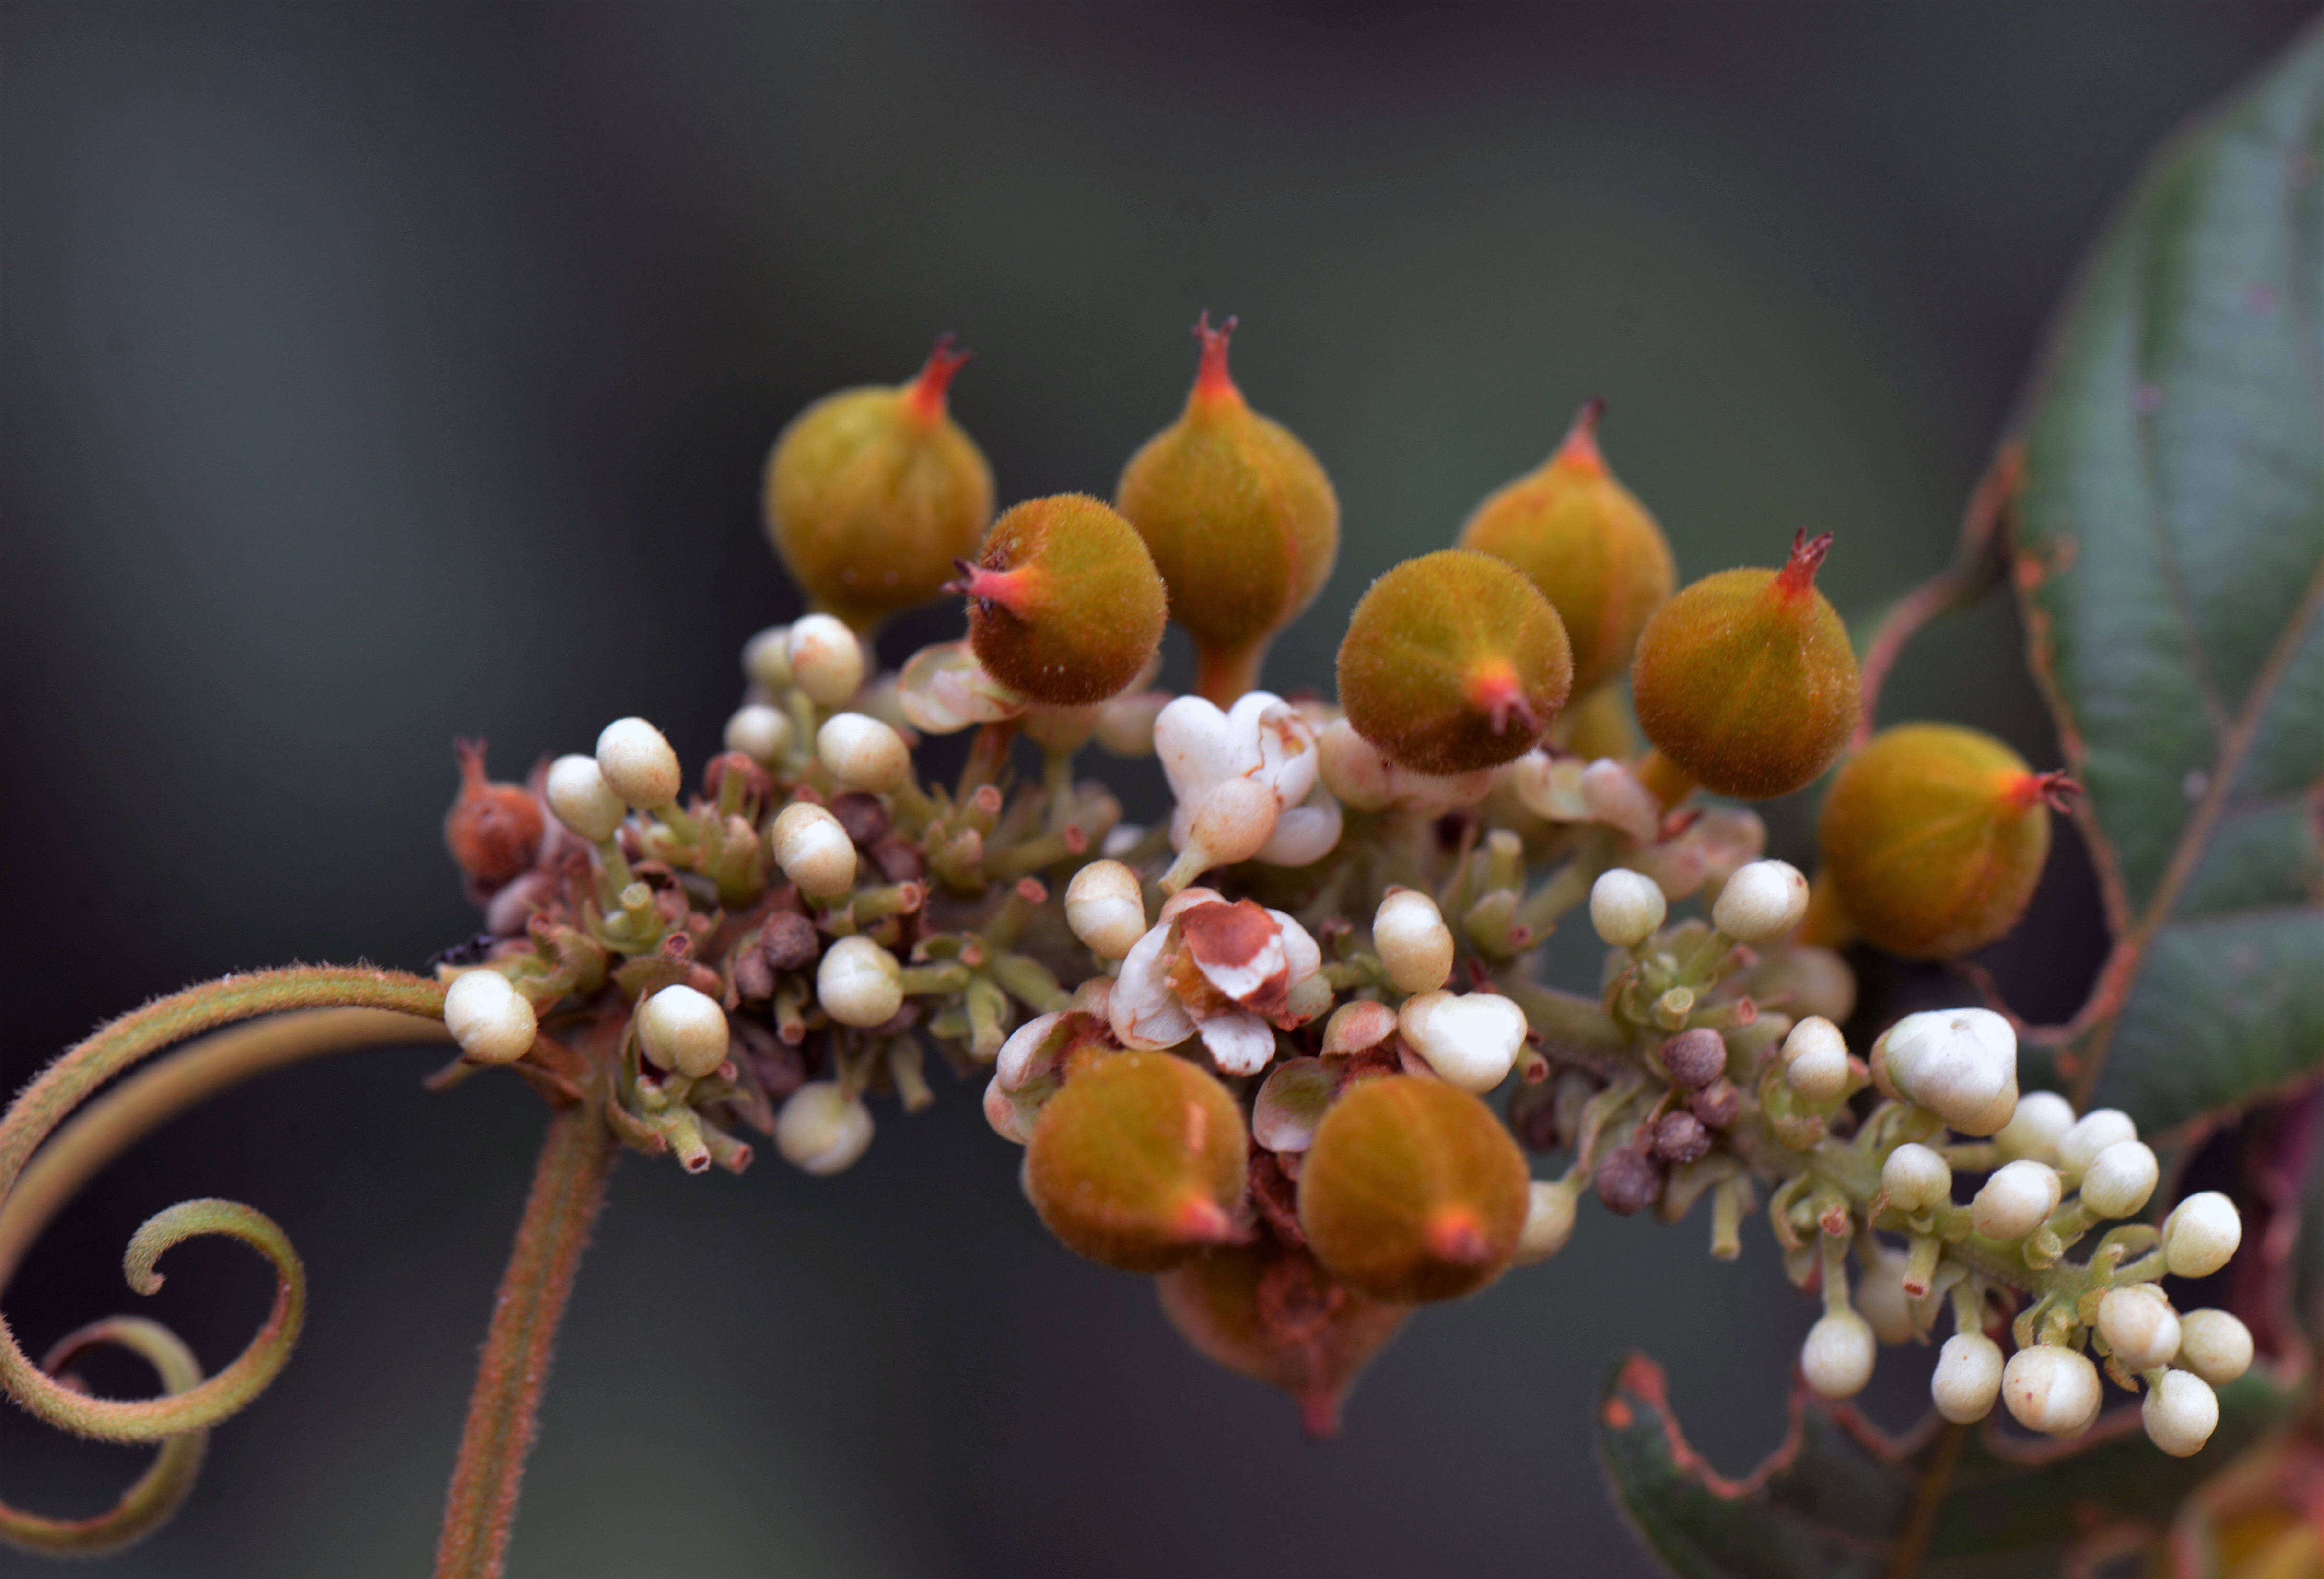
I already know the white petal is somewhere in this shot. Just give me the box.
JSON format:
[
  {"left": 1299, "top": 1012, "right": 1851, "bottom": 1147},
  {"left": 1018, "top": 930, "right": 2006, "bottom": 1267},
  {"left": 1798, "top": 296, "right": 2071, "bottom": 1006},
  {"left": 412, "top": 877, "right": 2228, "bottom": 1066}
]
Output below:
[
  {"left": 995, "top": 1011, "right": 1064, "bottom": 1090},
  {"left": 1581, "top": 759, "right": 1662, "bottom": 842},
  {"left": 1154, "top": 695, "right": 1238, "bottom": 800},
  {"left": 1191, "top": 927, "right": 1287, "bottom": 1006},
  {"left": 1199, "top": 1009, "right": 1278, "bottom": 1076},
  {"left": 1252, "top": 1058, "right": 1337, "bottom": 1152},
  {"left": 1257, "top": 787, "right": 1342, "bottom": 866},
  {"left": 1268, "top": 910, "right": 1323, "bottom": 983},
  {"left": 1109, "top": 923, "right": 1197, "bottom": 1050}
]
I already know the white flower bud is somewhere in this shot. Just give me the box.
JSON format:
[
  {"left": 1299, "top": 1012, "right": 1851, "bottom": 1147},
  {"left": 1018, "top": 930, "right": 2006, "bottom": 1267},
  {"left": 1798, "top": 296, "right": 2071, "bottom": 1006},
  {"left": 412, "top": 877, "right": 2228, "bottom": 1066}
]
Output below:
[
  {"left": 546, "top": 753, "right": 626, "bottom": 842},
  {"left": 2096, "top": 1285, "right": 2180, "bottom": 1370},
  {"left": 815, "top": 713, "right": 910, "bottom": 793},
  {"left": 742, "top": 625, "right": 794, "bottom": 694},
  {"left": 1931, "top": 1333, "right": 2005, "bottom": 1424},
  {"left": 1373, "top": 889, "right": 1455, "bottom": 994},
  {"left": 443, "top": 969, "right": 537, "bottom": 1065},
  {"left": 1711, "top": 859, "right": 1810, "bottom": 943},
  {"left": 724, "top": 703, "right": 794, "bottom": 765},
  {"left": 2079, "top": 1140, "right": 2159, "bottom": 1219},
  {"left": 2163, "top": 1192, "right": 2242, "bottom": 1279},
  {"left": 1994, "top": 1090, "right": 2076, "bottom": 1164},
  {"left": 1972, "top": 1159, "right": 2062, "bottom": 1240},
  {"left": 2142, "top": 1369, "right": 2219, "bottom": 1457},
  {"left": 636, "top": 983, "right": 728, "bottom": 1078},
  {"left": 596, "top": 717, "right": 683, "bottom": 809},
  {"left": 1588, "top": 868, "right": 1667, "bottom": 948},
  {"left": 770, "top": 801, "right": 857, "bottom": 898},
  {"left": 817, "top": 936, "right": 903, "bottom": 1028},
  {"left": 1881, "top": 1142, "right": 1952, "bottom": 1214},
  {"left": 774, "top": 1082, "right": 874, "bottom": 1176},
  {"left": 785, "top": 613, "right": 865, "bottom": 706},
  {"left": 1182, "top": 777, "right": 1280, "bottom": 868},
  {"left": 1855, "top": 1247, "right": 1917, "bottom": 1345},
  {"left": 1800, "top": 1310, "right": 1876, "bottom": 1399},
  {"left": 2174, "top": 1309, "right": 2253, "bottom": 1386},
  {"left": 1397, "top": 990, "right": 1527, "bottom": 1094},
  {"left": 1781, "top": 1016, "right": 1851, "bottom": 1103},
  {"left": 1063, "top": 860, "right": 1146, "bottom": 958},
  {"left": 1512, "top": 1179, "right": 1578, "bottom": 1266},
  {"left": 2056, "top": 1108, "right": 2138, "bottom": 1177},
  {"left": 1875, "top": 1008, "right": 2018, "bottom": 1136},
  {"left": 2002, "top": 1344, "right": 2102, "bottom": 1437}
]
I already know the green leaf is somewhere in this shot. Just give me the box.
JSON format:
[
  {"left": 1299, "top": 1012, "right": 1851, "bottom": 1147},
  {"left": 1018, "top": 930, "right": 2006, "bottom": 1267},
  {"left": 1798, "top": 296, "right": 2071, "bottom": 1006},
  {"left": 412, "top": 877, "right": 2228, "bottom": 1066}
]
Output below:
[
  {"left": 1597, "top": 1353, "right": 2298, "bottom": 1579},
  {"left": 2009, "top": 26, "right": 2324, "bottom": 1133}
]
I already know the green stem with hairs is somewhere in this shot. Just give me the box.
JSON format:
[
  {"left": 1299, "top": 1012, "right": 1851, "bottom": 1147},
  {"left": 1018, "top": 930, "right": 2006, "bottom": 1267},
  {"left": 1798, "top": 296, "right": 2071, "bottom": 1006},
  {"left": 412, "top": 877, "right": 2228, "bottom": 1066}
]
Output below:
[{"left": 432, "top": 1098, "right": 617, "bottom": 1579}]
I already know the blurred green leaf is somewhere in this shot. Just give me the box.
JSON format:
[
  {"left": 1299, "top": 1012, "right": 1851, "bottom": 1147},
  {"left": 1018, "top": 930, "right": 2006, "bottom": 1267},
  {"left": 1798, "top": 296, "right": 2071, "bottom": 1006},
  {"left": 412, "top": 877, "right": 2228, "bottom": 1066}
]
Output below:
[
  {"left": 2008, "top": 25, "right": 2324, "bottom": 1132},
  {"left": 1598, "top": 1354, "right": 2297, "bottom": 1578}
]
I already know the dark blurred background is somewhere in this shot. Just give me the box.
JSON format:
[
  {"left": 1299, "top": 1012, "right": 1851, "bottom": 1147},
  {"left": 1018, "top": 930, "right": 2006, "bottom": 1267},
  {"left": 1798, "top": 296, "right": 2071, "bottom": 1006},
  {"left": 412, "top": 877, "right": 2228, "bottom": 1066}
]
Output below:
[{"left": 1, "top": 4, "right": 2315, "bottom": 1575}]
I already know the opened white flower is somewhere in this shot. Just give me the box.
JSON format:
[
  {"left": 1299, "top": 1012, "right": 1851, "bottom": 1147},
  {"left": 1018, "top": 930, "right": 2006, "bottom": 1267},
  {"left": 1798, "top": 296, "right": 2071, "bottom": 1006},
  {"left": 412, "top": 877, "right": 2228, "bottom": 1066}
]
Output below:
[
  {"left": 1155, "top": 691, "right": 1335, "bottom": 890},
  {"left": 1107, "top": 888, "right": 1326, "bottom": 1076}
]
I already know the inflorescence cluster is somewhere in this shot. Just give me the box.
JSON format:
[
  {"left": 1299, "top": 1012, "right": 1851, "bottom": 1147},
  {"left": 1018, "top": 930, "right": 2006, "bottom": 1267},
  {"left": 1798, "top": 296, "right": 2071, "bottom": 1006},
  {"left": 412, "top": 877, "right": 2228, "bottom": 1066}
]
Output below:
[{"left": 432, "top": 322, "right": 2245, "bottom": 1445}]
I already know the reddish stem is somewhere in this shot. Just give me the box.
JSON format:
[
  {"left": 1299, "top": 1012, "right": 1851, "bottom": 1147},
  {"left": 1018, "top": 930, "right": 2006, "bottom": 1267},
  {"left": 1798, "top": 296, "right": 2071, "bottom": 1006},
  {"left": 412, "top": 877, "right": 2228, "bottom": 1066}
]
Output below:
[
  {"left": 903, "top": 333, "right": 970, "bottom": 424},
  {"left": 432, "top": 1100, "right": 616, "bottom": 1579}
]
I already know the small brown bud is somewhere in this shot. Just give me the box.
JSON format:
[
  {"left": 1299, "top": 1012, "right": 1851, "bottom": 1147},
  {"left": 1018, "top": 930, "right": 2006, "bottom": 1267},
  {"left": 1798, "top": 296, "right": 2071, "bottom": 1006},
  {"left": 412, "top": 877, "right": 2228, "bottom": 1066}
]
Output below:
[
  {"left": 869, "top": 838, "right": 926, "bottom": 884},
  {"left": 1650, "top": 1111, "right": 1712, "bottom": 1166},
  {"left": 1658, "top": 1028, "right": 1727, "bottom": 1091},
  {"left": 1687, "top": 1078, "right": 1742, "bottom": 1130},
  {"left": 444, "top": 740, "right": 544, "bottom": 890},
  {"left": 759, "top": 912, "right": 820, "bottom": 972},
  {"left": 1596, "top": 1147, "right": 1663, "bottom": 1216},
  {"left": 827, "top": 791, "right": 890, "bottom": 847}
]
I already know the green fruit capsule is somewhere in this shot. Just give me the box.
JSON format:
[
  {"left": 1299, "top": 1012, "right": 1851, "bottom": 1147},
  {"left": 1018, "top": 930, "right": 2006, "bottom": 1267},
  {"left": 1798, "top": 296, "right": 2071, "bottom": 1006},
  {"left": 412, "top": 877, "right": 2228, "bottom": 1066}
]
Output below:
[
  {"left": 1630, "top": 530, "right": 1861, "bottom": 800},
  {"left": 953, "top": 494, "right": 1168, "bottom": 706},
  {"left": 1819, "top": 723, "right": 2073, "bottom": 959},
  {"left": 1297, "top": 1075, "right": 1530, "bottom": 1303},
  {"left": 1458, "top": 399, "right": 1676, "bottom": 697},
  {"left": 1115, "top": 315, "right": 1339, "bottom": 703},
  {"left": 1025, "top": 1051, "right": 1248, "bottom": 1273},
  {"left": 1336, "top": 550, "right": 1573, "bottom": 775},
  {"left": 1156, "top": 1240, "right": 1409, "bottom": 1438},
  {"left": 762, "top": 336, "right": 996, "bottom": 631}
]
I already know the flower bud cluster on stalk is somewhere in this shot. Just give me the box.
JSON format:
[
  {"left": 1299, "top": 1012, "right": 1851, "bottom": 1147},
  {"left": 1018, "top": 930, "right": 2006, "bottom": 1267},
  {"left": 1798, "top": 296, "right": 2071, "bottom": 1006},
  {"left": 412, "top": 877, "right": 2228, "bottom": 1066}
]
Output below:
[{"left": 422, "top": 320, "right": 2244, "bottom": 1445}]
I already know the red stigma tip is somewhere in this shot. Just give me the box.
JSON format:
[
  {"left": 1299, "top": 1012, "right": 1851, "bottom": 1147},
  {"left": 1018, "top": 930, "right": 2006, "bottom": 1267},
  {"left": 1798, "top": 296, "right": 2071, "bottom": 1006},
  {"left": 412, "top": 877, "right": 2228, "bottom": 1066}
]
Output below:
[
  {"left": 1556, "top": 397, "right": 1609, "bottom": 475},
  {"left": 1426, "top": 1210, "right": 1494, "bottom": 1265},
  {"left": 1467, "top": 661, "right": 1540, "bottom": 737},
  {"left": 1192, "top": 311, "right": 1241, "bottom": 401},
  {"left": 1174, "top": 1195, "right": 1237, "bottom": 1245},
  {"left": 946, "top": 559, "right": 1033, "bottom": 617},
  {"left": 905, "top": 332, "right": 971, "bottom": 422},
  {"left": 1774, "top": 529, "right": 1834, "bottom": 597},
  {"left": 2010, "top": 769, "right": 2082, "bottom": 814}
]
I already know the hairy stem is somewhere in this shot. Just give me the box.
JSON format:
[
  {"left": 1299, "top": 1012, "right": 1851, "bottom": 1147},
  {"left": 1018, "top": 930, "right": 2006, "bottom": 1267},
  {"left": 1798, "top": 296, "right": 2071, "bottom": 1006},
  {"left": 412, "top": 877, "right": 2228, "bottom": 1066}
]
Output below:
[{"left": 433, "top": 1098, "right": 617, "bottom": 1579}]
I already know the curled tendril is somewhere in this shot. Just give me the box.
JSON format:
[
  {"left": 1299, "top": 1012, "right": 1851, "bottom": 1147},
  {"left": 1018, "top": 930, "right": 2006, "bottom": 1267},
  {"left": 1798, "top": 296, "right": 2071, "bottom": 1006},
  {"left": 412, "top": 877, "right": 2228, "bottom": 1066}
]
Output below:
[
  {"left": 0, "top": 1317, "right": 209, "bottom": 1555},
  {"left": 0, "top": 968, "right": 447, "bottom": 1553}
]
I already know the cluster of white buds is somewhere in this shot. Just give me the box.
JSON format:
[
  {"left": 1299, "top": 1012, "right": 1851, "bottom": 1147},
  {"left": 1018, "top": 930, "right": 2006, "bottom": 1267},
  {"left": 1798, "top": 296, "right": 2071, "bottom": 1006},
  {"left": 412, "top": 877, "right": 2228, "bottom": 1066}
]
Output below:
[{"left": 1766, "top": 1003, "right": 2253, "bottom": 1459}]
